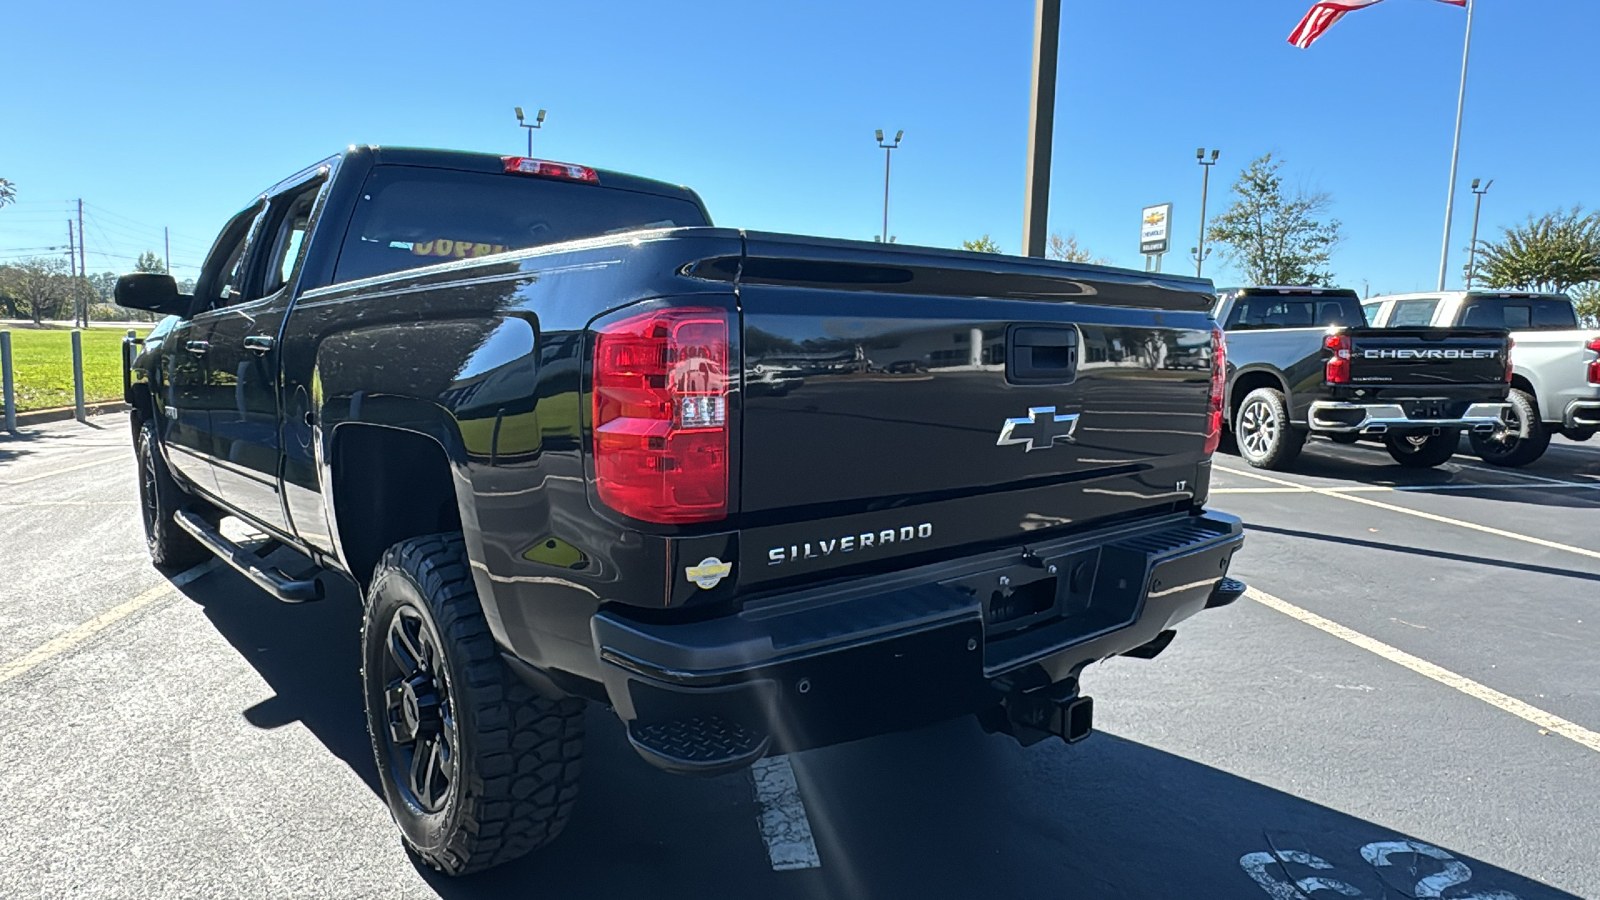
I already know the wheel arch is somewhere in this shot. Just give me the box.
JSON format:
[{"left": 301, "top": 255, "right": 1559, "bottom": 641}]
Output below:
[{"left": 1226, "top": 367, "right": 1289, "bottom": 426}]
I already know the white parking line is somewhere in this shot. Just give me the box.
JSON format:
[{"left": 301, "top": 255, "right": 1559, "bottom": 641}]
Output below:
[
  {"left": 0, "top": 560, "right": 219, "bottom": 687},
  {"left": 1217, "top": 465, "right": 1600, "bottom": 561},
  {"left": 1248, "top": 586, "right": 1600, "bottom": 754},
  {"left": 750, "top": 755, "right": 821, "bottom": 871},
  {"left": 1213, "top": 481, "right": 1600, "bottom": 495},
  {"left": 0, "top": 452, "right": 128, "bottom": 488}
]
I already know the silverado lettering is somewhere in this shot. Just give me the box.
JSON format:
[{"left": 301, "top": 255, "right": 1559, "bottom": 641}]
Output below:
[{"left": 766, "top": 522, "right": 935, "bottom": 565}]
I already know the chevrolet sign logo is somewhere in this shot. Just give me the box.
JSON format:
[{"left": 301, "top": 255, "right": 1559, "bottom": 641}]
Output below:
[{"left": 998, "top": 406, "right": 1081, "bottom": 452}]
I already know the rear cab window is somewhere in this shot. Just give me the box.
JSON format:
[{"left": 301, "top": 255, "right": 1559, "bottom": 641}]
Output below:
[
  {"left": 1223, "top": 292, "right": 1366, "bottom": 331},
  {"left": 1457, "top": 295, "right": 1578, "bottom": 331},
  {"left": 1387, "top": 298, "right": 1439, "bottom": 327},
  {"left": 333, "top": 165, "right": 711, "bottom": 284}
]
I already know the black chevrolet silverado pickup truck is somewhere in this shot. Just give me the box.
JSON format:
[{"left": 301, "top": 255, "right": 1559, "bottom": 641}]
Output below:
[
  {"left": 1216, "top": 286, "right": 1512, "bottom": 469},
  {"left": 117, "top": 146, "right": 1245, "bottom": 874}
]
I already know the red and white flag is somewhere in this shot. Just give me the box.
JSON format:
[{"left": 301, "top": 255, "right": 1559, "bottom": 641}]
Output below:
[{"left": 1288, "top": 0, "right": 1466, "bottom": 49}]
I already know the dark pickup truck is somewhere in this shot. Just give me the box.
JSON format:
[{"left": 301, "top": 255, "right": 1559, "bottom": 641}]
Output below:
[
  {"left": 1216, "top": 286, "right": 1512, "bottom": 469},
  {"left": 117, "top": 146, "right": 1245, "bottom": 875}
]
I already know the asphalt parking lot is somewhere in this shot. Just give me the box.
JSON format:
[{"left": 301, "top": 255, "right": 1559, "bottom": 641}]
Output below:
[{"left": 2, "top": 414, "right": 1597, "bottom": 899}]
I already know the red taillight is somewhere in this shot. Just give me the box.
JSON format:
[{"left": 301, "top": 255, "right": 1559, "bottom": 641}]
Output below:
[
  {"left": 502, "top": 156, "right": 600, "bottom": 183},
  {"left": 1204, "top": 326, "right": 1226, "bottom": 455},
  {"left": 592, "top": 307, "right": 730, "bottom": 523},
  {"left": 1324, "top": 331, "right": 1352, "bottom": 384},
  {"left": 1586, "top": 336, "right": 1600, "bottom": 385},
  {"left": 1505, "top": 337, "right": 1516, "bottom": 383}
]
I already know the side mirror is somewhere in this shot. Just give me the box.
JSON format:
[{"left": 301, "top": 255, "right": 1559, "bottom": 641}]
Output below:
[{"left": 115, "top": 273, "right": 190, "bottom": 316}]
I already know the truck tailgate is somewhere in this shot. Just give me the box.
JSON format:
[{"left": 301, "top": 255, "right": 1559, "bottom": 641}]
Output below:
[
  {"left": 732, "top": 235, "right": 1219, "bottom": 588},
  {"left": 1347, "top": 327, "right": 1509, "bottom": 385}
]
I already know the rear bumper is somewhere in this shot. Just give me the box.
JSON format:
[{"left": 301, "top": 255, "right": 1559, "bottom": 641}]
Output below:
[
  {"left": 591, "top": 510, "right": 1244, "bottom": 775},
  {"left": 1307, "top": 400, "right": 1508, "bottom": 434},
  {"left": 1564, "top": 399, "right": 1600, "bottom": 429}
]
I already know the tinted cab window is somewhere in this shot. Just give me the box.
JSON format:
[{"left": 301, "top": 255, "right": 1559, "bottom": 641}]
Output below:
[
  {"left": 1458, "top": 296, "right": 1578, "bottom": 330},
  {"left": 1224, "top": 294, "right": 1366, "bottom": 331},
  {"left": 334, "top": 166, "right": 710, "bottom": 283}
]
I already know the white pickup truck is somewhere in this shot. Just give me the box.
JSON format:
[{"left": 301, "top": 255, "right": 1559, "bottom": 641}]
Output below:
[{"left": 1364, "top": 291, "right": 1600, "bottom": 466}]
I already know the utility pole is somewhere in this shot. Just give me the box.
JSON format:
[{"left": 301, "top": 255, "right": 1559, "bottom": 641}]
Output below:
[
  {"left": 1465, "top": 177, "right": 1493, "bottom": 289},
  {"left": 1436, "top": 0, "right": 1475, "bottom": 291},
  {"left": 1195, "top": 148, "right": 1220, "bottom": 278},
  {"left": 67, "top": 220, "right": 77, "bottom": 276},
  {"left": 1022, "top": 0, "right": 1061, "bottom": 258},
  {"left": 76, "top": 200, "right": 88, "bottom": 327},
  {"left": 165, "top": 227, "right": 171, "bottom": 274},
  {"left": 875, "top": 129, "right": 903, "bottom": 243},
  {"left": 515, "top": 107, "right": 546, "bottom": 157}
]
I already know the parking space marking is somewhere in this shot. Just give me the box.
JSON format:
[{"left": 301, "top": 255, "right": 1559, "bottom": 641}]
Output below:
[
  {"left": 0, "top": 452, "right": 128, "bottom": 488},
  {"left": 0, "top": 560, "right": 219, "bottom": 687},
  {"left": 1248, "top": 586, "right": 1600, "bottom": 754},
  {"left": 1217, "top": 465, "right": 1600, "bottom": 561},
  {"left": 750, "top": 755, "right": 821, "bottom": 871},
  {"left": 1213, "top": 481, "right": 1600, "bottom": 495}
]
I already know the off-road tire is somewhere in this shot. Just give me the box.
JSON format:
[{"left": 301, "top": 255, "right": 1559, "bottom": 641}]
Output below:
[
  {"left": 1234, "top": 387, "right": 1307, "bottom": 470},
  {"left": 1468, "top": 389, "right": 1549, "bottom": 468},
  {"left": 134, "top": 419, "right": 209, "bottom": 569},
  {"left": 363, "top": 534, "right": 585, "bottom": 876},
  {"left": 1384, "top": 431, "right": 1461, "bottom": 468}
]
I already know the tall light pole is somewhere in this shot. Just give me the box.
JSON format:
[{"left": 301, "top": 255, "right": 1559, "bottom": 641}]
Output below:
[
  {"left": 514, "top": 107, "right": 546, "bottom": 157},
  {"left": 1465, "top": 177, "right": 1493, "bottom": 289},
  {"left": 1436, "top": 0, "right": 1475, "bottom": 290},
  {"left": 876, "top": 129, "right": 903, "bottom": 244},
  {"left": 1022, "top": 0, "right": 1062, "bottom": 258},
  {"left": 1195, "top": 148, "right": 1220, "bottom": 278}
]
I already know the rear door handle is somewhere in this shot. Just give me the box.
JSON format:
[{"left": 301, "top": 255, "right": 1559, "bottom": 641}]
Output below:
[
  {"left": 185, "top": 340, "right": 209, "bottom": 355},
  {"left": 243, "top": 335, "right": 275, "bottom": 354}
]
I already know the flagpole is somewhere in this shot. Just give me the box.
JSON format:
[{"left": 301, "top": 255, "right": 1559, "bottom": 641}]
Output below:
[{"left": 1437, "top": 0, "right": 1475, "bottom": 291}]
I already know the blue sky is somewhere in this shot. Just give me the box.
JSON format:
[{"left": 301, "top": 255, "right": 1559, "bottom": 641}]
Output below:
[{"left": 1, "top": 0, "right": 1593, "bottom": 293}]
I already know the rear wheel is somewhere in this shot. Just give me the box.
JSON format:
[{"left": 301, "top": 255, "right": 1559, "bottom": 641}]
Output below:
[
  {"left": 363, "top": 533, "right": 586, "bottom": 876},
  {"left": 1469, "top": 389, "right": 1549, "bottom": 467},
  {"left": 1327, "top": 433, "right": 1360, "bottom": 445},
  {"left": 1234, "top": 387, "right": 1306, "bottom": 470},
  {"left": 1384, "top": 431, "right": 1460, "bottom": 468},
  {"left": 134, "top": 419, "right": 209, "bottom": 569}
]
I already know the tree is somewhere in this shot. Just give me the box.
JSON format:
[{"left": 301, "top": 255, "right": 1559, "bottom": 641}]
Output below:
[
  {"left": 0, "top": 257, "right": 75, "bottom": 324},
  {"left": 1206, "top": 153, "right": 1342, "bottom": 286},
  {"left": 961, "top": 235, "right": 1003, "bottom": 254},
  {"left": 135, "top": 251, "right": 168, "bottom": 274},
  {"left": 1471, "top": 207, "right": 1600, "bottom": 295},
  {"left": 1047, "top": 233, "right": 1110, "bottom": 265},
  {"left": 0, "top": 177, "right": 15, "bottom": 209},
  {"left": 1571, "top": 282, "right": 1599, "bottom": 327}
]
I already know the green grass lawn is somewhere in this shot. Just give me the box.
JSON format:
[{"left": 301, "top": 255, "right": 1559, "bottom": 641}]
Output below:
[{"left": 3, "top": 326, "right": 152, "bottom": 412}]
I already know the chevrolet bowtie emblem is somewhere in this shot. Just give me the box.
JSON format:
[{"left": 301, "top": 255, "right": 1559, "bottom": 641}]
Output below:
[{"left": 997, "top": 406, "right": 1081, "bottom": 452}]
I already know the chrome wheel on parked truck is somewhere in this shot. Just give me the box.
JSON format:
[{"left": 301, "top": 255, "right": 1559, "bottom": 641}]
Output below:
[
  {"left": 1384, "top": 430, "right": 1461, "bottom": 468},
  {"left": 1235, "top": 387, "right": 1306, "bottom": 470}
]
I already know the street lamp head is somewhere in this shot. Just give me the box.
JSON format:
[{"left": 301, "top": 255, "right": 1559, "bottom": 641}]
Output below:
[
  {"left": 1197, "top": 147, "right": 1205, "bottom": 160},
  {"left": 515, "top": 107, "right": 525, "bottom": 121},
  {"left": 1471, "top": 178, "right": 1480, "bottom": 190},
  {"left": 894, "top": 130, "right": 904, "bottom": 143},
  {"left": 1211, "top": 149, "right": 1220, "bottom": 161},
  {"left": 875, "top": 129, "right": 884, "bottom": 142},
  {"left": 536, "top": 109, "right": 546, "bottom": 124}
]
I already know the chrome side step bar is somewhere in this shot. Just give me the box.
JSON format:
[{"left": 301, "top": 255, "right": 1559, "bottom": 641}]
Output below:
[{"left": 173, "top": 510, "right": 323, "bottom": 603}]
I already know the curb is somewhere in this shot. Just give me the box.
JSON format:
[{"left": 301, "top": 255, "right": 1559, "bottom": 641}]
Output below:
[{"left": 11, "top": 401, "right": 130, "bottom": 429}]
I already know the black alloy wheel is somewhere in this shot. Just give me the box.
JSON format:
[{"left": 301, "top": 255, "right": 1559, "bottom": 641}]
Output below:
[
  {"left": 1384, "top": 430, "right": 1461, "bottom": 468},
  {"left": 379, "top": 606, "right": 458, "bottom": 815},
  {"left": 1468, "top": 388, "right": 1549, "bottom": 468}
]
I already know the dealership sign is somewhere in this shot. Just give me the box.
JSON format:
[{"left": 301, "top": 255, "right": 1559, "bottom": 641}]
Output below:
[{"left": 1140, "top": 203, "right": 1172, "bottom": 255}]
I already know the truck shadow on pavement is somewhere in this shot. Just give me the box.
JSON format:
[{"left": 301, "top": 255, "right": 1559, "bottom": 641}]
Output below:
[
  {"left": 171, "top": 569, "right": 1585, "bottom": 900},
  {"left": 1246, "top": 522, "right": 1600, "bottom": 584}
]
